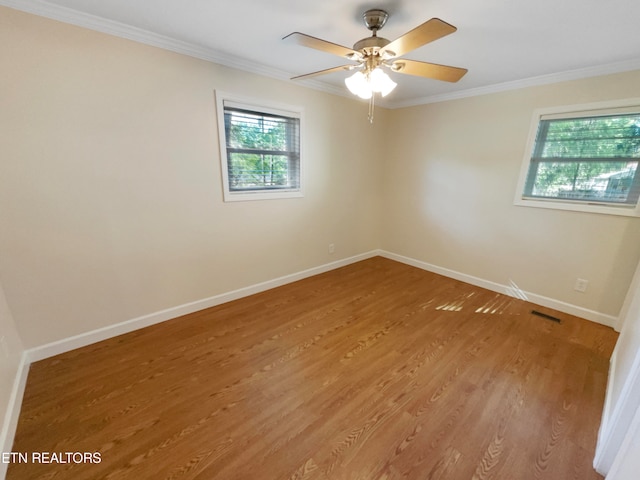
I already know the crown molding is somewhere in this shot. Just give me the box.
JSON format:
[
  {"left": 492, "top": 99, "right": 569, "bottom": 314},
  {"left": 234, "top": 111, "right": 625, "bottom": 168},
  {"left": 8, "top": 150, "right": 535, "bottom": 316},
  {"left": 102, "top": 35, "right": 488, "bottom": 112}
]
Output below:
[
  {"left": 0, "top": 0, "right": 348, "bottom": 98},
  {"left": 0, "top": 0, "right": 264, "bottom": 75},
  {"left": 386, "top": 58, "right": 640, "bottom": 108},
  {"left": 2, "top": 0, "right": 639, "bottom": 109},
  {"left": 0, "top": 0, "right": 374, "bottom": 108}
]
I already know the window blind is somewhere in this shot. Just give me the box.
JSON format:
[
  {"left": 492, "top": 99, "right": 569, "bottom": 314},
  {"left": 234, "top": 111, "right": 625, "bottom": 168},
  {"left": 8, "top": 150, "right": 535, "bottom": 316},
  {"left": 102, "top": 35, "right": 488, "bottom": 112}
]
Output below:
[
  {"left": 223, "top": 104, "right": 300, "bottom": 192},
  {"left": 524, "top": 113, "right": 640, "bottom": 206}
]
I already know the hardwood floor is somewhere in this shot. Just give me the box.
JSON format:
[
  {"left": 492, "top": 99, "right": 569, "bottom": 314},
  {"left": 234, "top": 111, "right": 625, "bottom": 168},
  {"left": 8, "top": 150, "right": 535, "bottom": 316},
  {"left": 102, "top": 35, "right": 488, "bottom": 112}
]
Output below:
[{"left": 8, "top": 257, "right": 617, "bottom": 479}]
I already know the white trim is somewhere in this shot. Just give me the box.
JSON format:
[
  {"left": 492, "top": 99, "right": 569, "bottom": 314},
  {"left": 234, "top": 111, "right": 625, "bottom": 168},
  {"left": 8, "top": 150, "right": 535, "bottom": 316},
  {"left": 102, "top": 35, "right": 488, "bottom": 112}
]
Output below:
[
  {"left": 378, "top": 250, "right": 617, "bottom": 328},
  {"left": 0, "top": 351, "right": 29, "bottom": 479},
  {"left": 512, "top": 98, "right": 640, "bottom": 218},
  {"left": 0, "top": 0, "right": 346, "bottom": 99},
  {"left": 0, "top": 0, "right": 289, "bottom": 81},
  {"left": 214, "top": 91, "right": 305, "bottom": 203},
  {"left": 594, "top": 344, "right": 640, "bottom": 475},
  {"left": 2, "top": 1, "right": 640, "bottom": 110},
  {"left": 2, "top": 251, "right": 375, "bottom": 472},
  {"left": 11, "top": 250, "right": 618, "bottom": 364},
  {"left": 601, "top": 349, "right": 618, "bottom": 436},
  {"left": 22, "top": 249, "right": 619, "bottom": 361},
  {"left": 594, "top": 258, "right": 640, "bottom": 475},
  {"left": 615, "top": 258, "right": 640, "bottom": 332},
  {"left": 0, "top": 247, "right": 621, "bottom": 472},
  {"left": 27, "top": 251, "right": 378, "bottom": 361},
  {"left": 387, "top": 58, "right": 640, "bottom": 108},
  {"left": 605, "top": 394, "right": 640, "bottom": 480},
  {"left": 513, "top": 197, "right": 640, "bottom": 218}
]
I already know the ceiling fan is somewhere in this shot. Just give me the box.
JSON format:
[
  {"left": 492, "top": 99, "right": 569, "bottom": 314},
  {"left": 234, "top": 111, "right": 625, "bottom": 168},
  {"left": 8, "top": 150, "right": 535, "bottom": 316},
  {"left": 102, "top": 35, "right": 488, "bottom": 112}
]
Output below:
[{"left": 283, "top": 9, "right": 467, "bottom": 121}]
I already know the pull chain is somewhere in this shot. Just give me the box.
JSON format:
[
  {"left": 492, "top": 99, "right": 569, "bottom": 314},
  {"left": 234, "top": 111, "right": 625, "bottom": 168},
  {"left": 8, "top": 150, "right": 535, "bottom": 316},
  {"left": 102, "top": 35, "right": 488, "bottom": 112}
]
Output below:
[{"left": 368, "top": 92, "right": 375, "bottom": 123}]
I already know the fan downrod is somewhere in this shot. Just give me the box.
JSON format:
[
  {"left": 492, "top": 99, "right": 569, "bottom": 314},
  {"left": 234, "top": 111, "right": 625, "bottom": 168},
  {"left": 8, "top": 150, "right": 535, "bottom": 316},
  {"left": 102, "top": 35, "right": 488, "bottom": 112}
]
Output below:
[{"left": 353, "top": 9, "right": 391, "bottom": 52}]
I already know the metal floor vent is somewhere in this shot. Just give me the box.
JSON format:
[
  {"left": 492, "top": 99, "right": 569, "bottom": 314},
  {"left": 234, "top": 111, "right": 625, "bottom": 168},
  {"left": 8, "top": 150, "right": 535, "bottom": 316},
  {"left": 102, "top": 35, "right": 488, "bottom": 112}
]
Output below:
[{"left": 531, "top": 310, "right": 561, "bottom": 323}]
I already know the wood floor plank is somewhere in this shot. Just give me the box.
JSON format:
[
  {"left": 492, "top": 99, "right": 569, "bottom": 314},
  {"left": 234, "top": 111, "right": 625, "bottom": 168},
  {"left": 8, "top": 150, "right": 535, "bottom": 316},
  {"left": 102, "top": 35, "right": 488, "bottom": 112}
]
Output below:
[{"left": 7, "top": 257, "right": 617, "bottom": 479}]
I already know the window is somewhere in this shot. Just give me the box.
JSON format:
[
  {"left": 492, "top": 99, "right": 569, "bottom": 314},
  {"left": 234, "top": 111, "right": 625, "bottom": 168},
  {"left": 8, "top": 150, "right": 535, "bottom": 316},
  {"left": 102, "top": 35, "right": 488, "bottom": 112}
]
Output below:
[
  {"left": 515, "top": 100, "right": 640, "bottom": 217},
  {"left": 216, "top": 92, "right": 302, "bottom": 201}
]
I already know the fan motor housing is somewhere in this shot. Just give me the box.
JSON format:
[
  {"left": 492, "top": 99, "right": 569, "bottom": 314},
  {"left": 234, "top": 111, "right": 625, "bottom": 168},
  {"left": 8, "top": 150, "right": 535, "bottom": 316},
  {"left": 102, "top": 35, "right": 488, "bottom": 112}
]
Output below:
[
  {"left": 363, "top": 9, "right": 388, "bottom": 31},
  {"left": 353, "top": 36, "right": 390, "bottom": 54}
]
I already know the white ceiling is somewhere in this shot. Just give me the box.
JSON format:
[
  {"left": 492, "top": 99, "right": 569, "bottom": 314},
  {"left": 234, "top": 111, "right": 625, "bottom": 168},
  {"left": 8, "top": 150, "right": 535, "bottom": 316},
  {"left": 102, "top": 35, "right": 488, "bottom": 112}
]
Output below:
[{"left": 4, "top": 0, "right": 640, "bottom": 107}]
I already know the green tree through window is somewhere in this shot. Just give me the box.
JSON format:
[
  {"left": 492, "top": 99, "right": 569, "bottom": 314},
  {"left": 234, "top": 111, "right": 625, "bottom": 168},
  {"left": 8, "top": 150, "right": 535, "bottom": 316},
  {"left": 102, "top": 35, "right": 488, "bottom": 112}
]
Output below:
[
  {"left": 524, "top": 113, "right": 640, "bottom": 205},
  {"left": 224, "top": 107, "right": 300, "bottom": 192}
]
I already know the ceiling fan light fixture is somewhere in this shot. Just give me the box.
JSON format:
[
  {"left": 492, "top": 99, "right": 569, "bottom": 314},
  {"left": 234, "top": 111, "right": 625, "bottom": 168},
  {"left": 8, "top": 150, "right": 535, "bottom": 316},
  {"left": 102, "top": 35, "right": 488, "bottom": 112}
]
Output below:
[
  {"left": 286, "top": 9, "right": 465, "bottom": 121},
  {"left": 369, "top": 67, "right": 396, "bottom": 97},
  {"left": 345, "top": 68, "right": 396, "bottom": 99},
  {"left": 345, "top": 70, "right": 372, "bottom": 99}
]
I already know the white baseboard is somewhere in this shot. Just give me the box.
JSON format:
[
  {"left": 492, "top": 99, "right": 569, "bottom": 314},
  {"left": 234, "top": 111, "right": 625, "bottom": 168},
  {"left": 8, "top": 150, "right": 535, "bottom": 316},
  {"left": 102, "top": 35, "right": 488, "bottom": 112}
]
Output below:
[
  {"left": 26, "top": 249, "right": 619, "bottom": 362},
  {"left": 27, "top": 251, "right": 379, "bottom": 362},
  {"left": 1, "top": 250, "right": 378, "bottom": 474},
  {"left": 0, "top": 351, "right": 29, "bottom": 479},
  {"left": 2, "top": 247, "right": 619, "bottom": 477},
  {"left": 378, "top": 250, "right": 618, "bottom": 329}
]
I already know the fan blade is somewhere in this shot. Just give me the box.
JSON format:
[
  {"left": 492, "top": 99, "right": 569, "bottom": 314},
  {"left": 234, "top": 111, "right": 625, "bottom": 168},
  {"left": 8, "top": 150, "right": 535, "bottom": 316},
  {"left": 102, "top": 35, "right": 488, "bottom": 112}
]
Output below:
[
  {"left": 391, "top": 59, "right": 467, "bottom": 82},
  {"left": 380, "top": 18, "right": 456, "bottom": 58},
  {"left": 291, "top": 65, "right": 355, "bottom": 80},
  {"left": 283, "top": 32, "right": 361, "bottom": 59}
]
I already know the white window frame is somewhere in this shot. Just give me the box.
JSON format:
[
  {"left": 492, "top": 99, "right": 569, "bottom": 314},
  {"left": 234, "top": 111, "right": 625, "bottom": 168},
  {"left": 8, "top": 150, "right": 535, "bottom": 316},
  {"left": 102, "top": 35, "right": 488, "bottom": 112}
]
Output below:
[
  {"left": 215, "top": 91, "right": 304, "bottom": 202},
  {"left": 514, "top": 98, "right": 640, "bottom": 217}
]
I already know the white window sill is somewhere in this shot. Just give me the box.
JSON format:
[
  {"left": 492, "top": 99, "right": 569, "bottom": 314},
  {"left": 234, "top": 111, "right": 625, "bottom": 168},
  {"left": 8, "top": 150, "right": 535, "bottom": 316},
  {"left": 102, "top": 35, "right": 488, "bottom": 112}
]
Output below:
[
  {"left": 514, "top": 197, "right": 640, "bottom": 217},
  {"left": 223, "top": 190, "right": 304, "bottom": 202}
]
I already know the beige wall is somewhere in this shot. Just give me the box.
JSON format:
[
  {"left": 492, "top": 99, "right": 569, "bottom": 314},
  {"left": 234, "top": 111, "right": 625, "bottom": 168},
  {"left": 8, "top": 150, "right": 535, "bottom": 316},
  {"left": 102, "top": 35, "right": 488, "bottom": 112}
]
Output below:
[
  {"left": 381, "top": 72, "right": 640, "bottom": 317},
  {"left": 0, "top": 7, "right": 384, "bottom": 348},
  {"left": 2, "top": 4, "right": 640, "bottom": 352},
  {"left": 2, "top": 6, "right": 640, "bottom": 466}
]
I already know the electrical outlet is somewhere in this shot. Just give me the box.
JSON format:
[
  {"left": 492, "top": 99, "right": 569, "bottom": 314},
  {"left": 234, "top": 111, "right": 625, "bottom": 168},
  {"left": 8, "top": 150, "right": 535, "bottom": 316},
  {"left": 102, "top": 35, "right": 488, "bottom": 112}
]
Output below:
[
  {"left": 574, "top": 278, "right": 589, "bottom": 293},
  {"left": 328, "top": 243, "right": 335, "bottom": 254}
]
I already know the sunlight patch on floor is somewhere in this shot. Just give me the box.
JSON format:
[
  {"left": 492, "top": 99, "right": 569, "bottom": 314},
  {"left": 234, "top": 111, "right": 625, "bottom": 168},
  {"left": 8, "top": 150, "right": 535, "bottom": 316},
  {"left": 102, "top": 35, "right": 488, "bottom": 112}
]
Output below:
[{"left": 436, "top": 292, "right": 476, "bottom": 312}]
